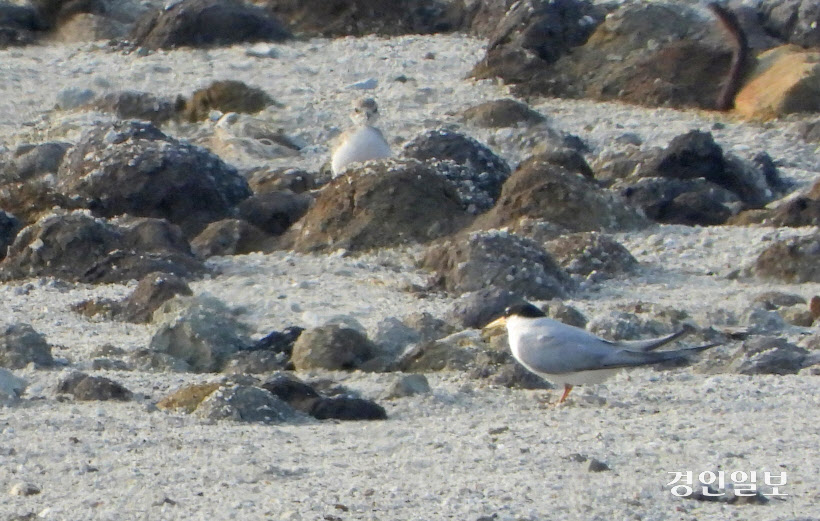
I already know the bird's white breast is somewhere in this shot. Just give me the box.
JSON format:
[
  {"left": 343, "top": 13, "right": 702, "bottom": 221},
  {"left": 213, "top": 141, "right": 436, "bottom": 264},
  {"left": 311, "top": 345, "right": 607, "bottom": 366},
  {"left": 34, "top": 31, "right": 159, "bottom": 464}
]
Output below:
[{"left": 331, "top": 126, "right": 391, "bottom": 177}]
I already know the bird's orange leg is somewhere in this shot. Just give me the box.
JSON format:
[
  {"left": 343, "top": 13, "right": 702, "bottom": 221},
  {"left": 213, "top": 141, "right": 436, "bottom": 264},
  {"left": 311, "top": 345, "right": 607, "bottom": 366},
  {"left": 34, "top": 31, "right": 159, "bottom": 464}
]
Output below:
[{"left": 558, "top": 384, "right": 573, "bottom": 404}]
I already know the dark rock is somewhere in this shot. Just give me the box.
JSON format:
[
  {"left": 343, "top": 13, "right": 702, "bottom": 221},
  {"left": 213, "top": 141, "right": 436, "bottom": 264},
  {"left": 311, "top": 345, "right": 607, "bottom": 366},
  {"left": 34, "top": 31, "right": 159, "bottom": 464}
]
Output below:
[
  {"left": 542, "top": 301, "right": 588, "bottom": 329},
  {"left": 195, "top": 384, "right": 298, "bottom": 423},
  {"left": 619, "top": 177, "right": 740, "bottom": 226},
  {"left": 260, "top": 373, "right": 320, "bottom": 412},
  {"left": 250, "top": 326, "right": 303, "bottom": 355},
  {"left": 57, "top": 371, "right": 132, "bottom": 401},
  {"left": 290, "top": 160, "right": 470, "bottom": 253},
  {"left": 119, "top": 272, "right": 193, "bottom": 323},
  {"left": 310, "top": 396, "right": 387, "bottom": 421},
  {"left": 0, "top": 211, "right": 204, "bottom": 283},
  {"left": 0, "top": 211, "right": 22, "bottom": 260},
  {"left": 759, "top": 0, "right": 820, "bottom": 47},
  {"left": 0, "top": 323, "right": 53, "bottom": 369},
  {"left": 470, "top": 0, "right": 603, "bottom": 84},
  {"left": 222, "top": 350, "right": 289, "bottom": 374},
  {"left": 130, "top": 0, "right": 291, "bottom": 50},
  {"left": 148, "top": 295, "right": 254, "bottom": 372},
  {"left": 30, "top": 0, "right": 106, "bottom": 28},
  {"left": 460, "top": 99, "right": 546, "bottom": 128},
  {"left": 641, "top": 131, "right": 775, "bottom": 208},
  {"left": 731, "top": 337, "right": 809, "bottom": 375},
  {"left": 0, "top": 176, "right": 77, "bottom": 225},
  {"left": 470, "top": 349, "right": 553, "bottom": 390},
  {"left": 588, "top": 459, "right": 611, "bottom": 472},
  {"left": 0, "top": 4, "right": 43, "bottom": 47},
  {"left": 57, "top": 120, "right": 251, "bottom": 238},
  {"left": 753, "top": 234, "right": 820, "bottom": 283},
  {"left": 181, "top": 80, "right": 275, "bottom": 122},
  {"left": 445, "top": 288, "right": 527, "bottom": 329},
  {"left": 473, "top": 157, "right": 646, "bottom": 235},
  {"left": 7, "top": 142, "right": 70, "bottom": 181},
  {"left": 473, "top": 1, "right": 738, "bottom": 110},
  {"left": 190, "top": 218, "right": 274, "bottom": 258},
  {"left": 263, "top": 0, "right": 466, "bottom": 37},
  {"left": 290, "top": 325, "right": 377, "bottom": 371},
  {"left": 402, "top": 129, "right": 510, "bottom": 189},
  {"left": 247, "top": 167, "right": 316, "bottom": 194},
  {"left": 397, "top": 335, "right": 479, "bottom": 372},
  {"left": 422, "top": 230, "right": 574, "bottom": 299},
  {"left": 529, "top": 147, "right": 594, "bottom": 180},
  {"left": 237, "top": 191, "right": 310, "bottom": 235},
  {"left": 753, "top": 291, "right": 806, "bottom": 310},
  {"left": 545, "top": 232, "right": 637, "bottom": 281},
  {"left": 88, "top": 90, "right": 181, "bottom": 124}
]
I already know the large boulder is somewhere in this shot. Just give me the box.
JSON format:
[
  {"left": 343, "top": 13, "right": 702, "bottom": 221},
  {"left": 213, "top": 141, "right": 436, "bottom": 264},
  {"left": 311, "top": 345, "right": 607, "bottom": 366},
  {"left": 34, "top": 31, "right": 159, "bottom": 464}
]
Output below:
[
  {"left": 473, "top": 1, "right": 738, "bottom": 110},
  {"left": 734, "top": 45, "right": 820, "bottom": 120},
  {"left": 291, "top": 160, "right": 470, "bottom": 253},
  {"left": 290, "top": 325, "right": 378, "bottom": 371},
  {"left": 422, "top": 230, "right": 574, "bottom": 299},
  {"left": 149, "top": 295, "right": 254, "bottom": 372},
  {"left": 470, "top": 0, "right": 604, "bottom": 85},
  {"left": 262, "top": 0, "right": 466, "bottom": 37},
  {"left": 472, "top": 157, "right": 646, "bottom": 235},
  {"left": 0, "top": 3, "right": 43, "bottom": 48},
  {"left": 758, "top": 0, "right": 820, "bottom": 48},
  {"left": 57, "top": 120, "right": 251, "bottom": 237},
  {"left": 130, "top": 0, "right": 291, "bottom": 50},
  {"left": 3, "top": 213, "right": 190, "bottom": 282},
  {"left": 0, "top": 211, "right": 204, "bottom": 283},
  {"left": 402, "top": 129, "right": 511, "bottom": 213},
  {"left": 613, "top": 131, "right": 784, "bottom": 225}
]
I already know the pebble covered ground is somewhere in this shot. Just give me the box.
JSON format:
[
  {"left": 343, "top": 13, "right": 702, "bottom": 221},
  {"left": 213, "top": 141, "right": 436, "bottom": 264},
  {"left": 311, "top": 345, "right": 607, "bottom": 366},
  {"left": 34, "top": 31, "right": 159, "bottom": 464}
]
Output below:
[{"left": 0, "top": 30, "right": 818, "bottom": 521}]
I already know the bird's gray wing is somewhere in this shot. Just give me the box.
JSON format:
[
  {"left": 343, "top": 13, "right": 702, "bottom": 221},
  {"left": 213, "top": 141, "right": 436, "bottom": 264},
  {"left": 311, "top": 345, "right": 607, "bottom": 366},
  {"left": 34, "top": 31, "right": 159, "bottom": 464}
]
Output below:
[
  {"left": 616, "top": 324, "right": 695, "bottom": 352},
  {"left": 514, "top": 326, "right": 621, "bottom": 374},
  {"left": 599, "top": 342, "right": 719, "bottom": 369}
]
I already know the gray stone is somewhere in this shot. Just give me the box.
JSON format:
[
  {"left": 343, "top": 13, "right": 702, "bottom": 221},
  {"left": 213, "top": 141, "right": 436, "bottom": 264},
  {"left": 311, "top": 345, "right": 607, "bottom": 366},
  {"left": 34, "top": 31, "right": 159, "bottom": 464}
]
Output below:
[
  {"left": 730, "top": 336, "right": 810, "bottom": 375},
  {"left": 57, "top": 120, "right": 251, "bottom": 238},
  {"left": 460, "top": 98, "right": 547, "bottom": 128},
  {"left": 545, "top": 232, "right": 638, "bottom": 282},
  {"left": 0, "top": 323, "right": 53, "bottom": 369},
  {"left": 422, "top": 230, "right": 574, "bottom": 300},
  {"left": 290, "top": 325, "right": 377, "bottom": 371},
  {"left": 130, "top": 0, "right": 291, "bottom": 50},
  {"left": 195, "top": 384, "right": 298, "bottom": 423},
  {"left": 384, "top": 374, "right": 431, "bottom": 399},
  {"left": 55, "top": 87, "right": 95, "bottom": 110},
  {"left": 373, "top": 317, "right": 421, "bottom": 357},
  {"left": 0, "top": 368, "right": 26, "bottom": 404},
  {"left": 118, "top": 272, "right": 193, "bottom": 323},
  {"left": 445, "top": 288, "right": 527, "bottom": 329},
  {"left": 310, "top": 396, "right": 387, "bottom": 421},
  {"left": 149, "top": 295, "right": 253, "bottom": 372},
  {"left": 56, "top": 371, "right": 132, "bottom": 401}
]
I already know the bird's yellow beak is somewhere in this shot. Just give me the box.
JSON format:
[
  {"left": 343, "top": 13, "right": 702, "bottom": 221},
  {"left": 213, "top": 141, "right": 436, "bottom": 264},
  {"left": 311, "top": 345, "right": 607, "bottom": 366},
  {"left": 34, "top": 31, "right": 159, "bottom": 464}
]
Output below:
[{"left": 484, "top": 316, "right": 508, "bottom": 331}]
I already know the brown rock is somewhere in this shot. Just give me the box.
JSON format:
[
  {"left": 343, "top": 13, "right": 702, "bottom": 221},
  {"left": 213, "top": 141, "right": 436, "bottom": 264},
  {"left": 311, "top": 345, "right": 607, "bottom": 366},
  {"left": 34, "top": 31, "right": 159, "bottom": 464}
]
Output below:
[
  {"left": 182, "top": 80, "right": 275, "bottom": 122},
  {"left": 753, "top": 233, "right": 820, "bottom": 283},
  {"left": 291, "top": 160, "right": 470, "bottom": 253},
  {"left": 460, "top": 99, "right": 546, "bottom": 128},
  {"left": 157, "top": 382, "right": 222, "bottom": 413},
  {"left": 290, "top": 325, "right": 377, "bottom": 371},
  {"left": 810, "top": 296, "right": 820, "bottom": 319},
  {"left": 734, "top": 45, "right": 820, "bottom": 120},
  {"left": 191, "top": 218, "right": 274, "bottom": 258},
  {"left": 472, "top": 157, "right": 646, "bottom": 235}
]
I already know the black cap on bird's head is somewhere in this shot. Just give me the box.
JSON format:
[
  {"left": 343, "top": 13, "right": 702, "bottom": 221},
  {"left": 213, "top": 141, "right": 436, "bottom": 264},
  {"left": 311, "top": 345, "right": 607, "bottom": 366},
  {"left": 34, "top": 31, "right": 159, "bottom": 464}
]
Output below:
[
  {"left": 485, "top": 302, "right": 546, "bottom": 331},
  {"left": 504, "top": 303, "right": 546, "bottom": 319},
  {"left": 504, "top": 304, "right": 547, "bottom": 318}
]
